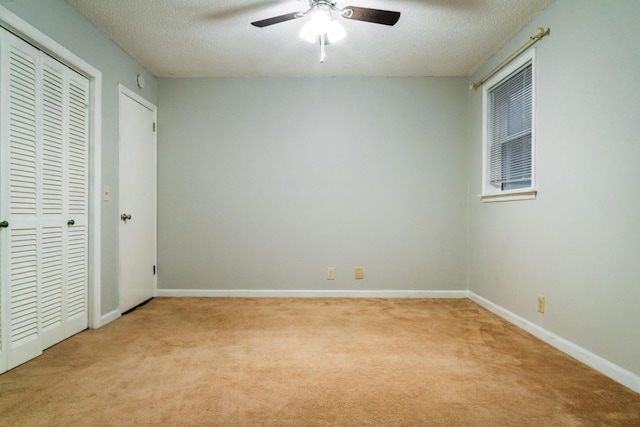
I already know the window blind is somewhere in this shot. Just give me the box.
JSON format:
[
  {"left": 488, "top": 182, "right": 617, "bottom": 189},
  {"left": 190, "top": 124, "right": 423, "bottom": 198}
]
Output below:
[{"left": 488, "top": 63, "right": 532, "bottom": 189}]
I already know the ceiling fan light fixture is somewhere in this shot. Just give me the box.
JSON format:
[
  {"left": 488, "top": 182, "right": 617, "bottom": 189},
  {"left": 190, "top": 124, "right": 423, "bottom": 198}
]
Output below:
[
  {"left": 298, "top": 7, "right": 346, "bottom": 44},
  {"left": 299, "top": 20, "right": 319, "bottom": 43},
  {"left": 326, "top": 19, "right": 346, "bottom": 43}
]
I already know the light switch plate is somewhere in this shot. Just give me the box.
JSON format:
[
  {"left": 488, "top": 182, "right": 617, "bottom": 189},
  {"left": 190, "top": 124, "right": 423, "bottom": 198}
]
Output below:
[
  {"left": 103, "top": 185, "right": 110, "bottom": 201},
  {"left": 355, "top": 267, "right": 364, "bottom": 280}
]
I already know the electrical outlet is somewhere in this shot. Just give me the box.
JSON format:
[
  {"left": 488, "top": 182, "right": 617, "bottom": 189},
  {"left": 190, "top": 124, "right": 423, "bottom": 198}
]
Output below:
[
  {"left": 355, "top": 267, "right": 364, "bottom": 280},
  {"left": 537, "top": 295, "right": 545, "bottom": 313},
  {"left": 327, "top": 267, "right": 335, "bottom": 280}
]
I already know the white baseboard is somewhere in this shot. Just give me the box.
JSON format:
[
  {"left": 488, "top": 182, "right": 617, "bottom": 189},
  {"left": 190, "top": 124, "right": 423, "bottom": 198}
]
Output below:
[
  {"left": 155, "top": 289, "right": 469, "bottom": 299},
  {"left": 98, "top": 309, "right": 120, "bottom": 328},
  {"left": 468, "top": 292, "right": 640, "bottom": 394}
]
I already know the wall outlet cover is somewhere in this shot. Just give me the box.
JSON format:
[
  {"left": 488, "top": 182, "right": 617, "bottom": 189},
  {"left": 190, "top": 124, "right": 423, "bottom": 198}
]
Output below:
[{"left": 537, "top": 295, "right": 545, "bottom": 313}]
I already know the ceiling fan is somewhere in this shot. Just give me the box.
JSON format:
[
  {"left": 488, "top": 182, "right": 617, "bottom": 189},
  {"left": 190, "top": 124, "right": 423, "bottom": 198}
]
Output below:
[{"left": 251, "top": 0, "right": 401, "bottom": 63}]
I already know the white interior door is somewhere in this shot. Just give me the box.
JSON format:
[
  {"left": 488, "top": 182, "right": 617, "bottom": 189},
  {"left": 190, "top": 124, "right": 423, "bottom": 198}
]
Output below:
[{"left": 118, "top": 88, "right": 156, "bottom": 313}]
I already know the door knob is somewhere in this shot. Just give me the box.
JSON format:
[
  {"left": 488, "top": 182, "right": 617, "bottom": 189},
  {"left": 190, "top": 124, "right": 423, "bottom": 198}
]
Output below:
[
  {"left": 0, "top": 220, "right": 8, "bottom": 228},
  {"left": 121, "top": 213, "right": 132, "bottom": 222},
  {"left": 67, "top": 219, "right": 75, "bottom": 226}
]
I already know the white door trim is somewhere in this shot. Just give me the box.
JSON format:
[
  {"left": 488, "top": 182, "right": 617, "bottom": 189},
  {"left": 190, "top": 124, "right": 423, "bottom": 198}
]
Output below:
[
  {"left": 118, "top": 84, "right": 158, "bottom": 305},
  {"left": 0, "top": 5, "right": 103, "bottom": 328}
]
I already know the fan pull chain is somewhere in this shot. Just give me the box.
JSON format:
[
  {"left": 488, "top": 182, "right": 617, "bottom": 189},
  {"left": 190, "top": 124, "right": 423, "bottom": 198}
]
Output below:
[{"left": 320, "top": 32, "right": 326, "bottom": 63}]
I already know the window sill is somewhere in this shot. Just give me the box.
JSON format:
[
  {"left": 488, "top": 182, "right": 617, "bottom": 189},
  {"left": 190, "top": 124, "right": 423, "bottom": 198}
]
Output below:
[{"left": 480, "top": 189, "right": 537, "bottom": 203}]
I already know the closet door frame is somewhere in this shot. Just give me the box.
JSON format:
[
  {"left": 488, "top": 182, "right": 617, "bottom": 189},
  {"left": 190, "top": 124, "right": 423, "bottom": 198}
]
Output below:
[{"left": 1, "top": 6, "right": 103, "bottom": 330}]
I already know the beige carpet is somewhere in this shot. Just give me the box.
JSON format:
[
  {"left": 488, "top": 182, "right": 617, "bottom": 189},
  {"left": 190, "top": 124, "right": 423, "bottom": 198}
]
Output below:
[{"left": 0, "top": 298, "right": 639, "bottom": 426}]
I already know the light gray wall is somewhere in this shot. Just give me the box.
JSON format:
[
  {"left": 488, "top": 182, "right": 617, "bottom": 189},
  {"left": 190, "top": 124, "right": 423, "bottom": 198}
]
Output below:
[
  {"left": 3, "top": 0, "right": 158, "bottom": 314},
  {"left": 467, "top": 0, "right": 640, "bottom": 377},
  {"left": 157, "top": 78, "right": 469, "bottom": 291}
]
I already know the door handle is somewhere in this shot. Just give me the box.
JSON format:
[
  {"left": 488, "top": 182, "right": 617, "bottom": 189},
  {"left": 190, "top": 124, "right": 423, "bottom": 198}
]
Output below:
[
  {"left": 67, "top": 219, "right": 75, "bottom": 226},
  {"left": 0, "top": 220, "right": 8, "bottom": 228},
  {"left": 121, "top": 213, "right": 132, "bottom": 222}
]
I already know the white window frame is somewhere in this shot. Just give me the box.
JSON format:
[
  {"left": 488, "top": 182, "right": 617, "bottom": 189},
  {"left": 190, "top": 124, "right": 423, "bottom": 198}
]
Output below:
[{"left": 481, "top": 49, "right": 537, "bottom": 202}]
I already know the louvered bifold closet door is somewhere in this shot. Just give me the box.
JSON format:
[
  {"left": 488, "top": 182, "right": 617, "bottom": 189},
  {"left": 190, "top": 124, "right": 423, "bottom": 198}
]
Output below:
[
  {"left": 0, "top": 28, "right": 7, "bottom": 374},
  {"left": 39, "top": 56, "right": 66, "bottom": 349},
  {"left": 63, "top": 66, "right": 89, "bottom": 339},
  {"left": 0, "top": 29, "right": 90, "bottom": 372},
  {"left": 40, "top": 56, "right": 89, "bottom": 346},
  {"left": 2, "top": 30, "right": 44, "bottom": 369}
]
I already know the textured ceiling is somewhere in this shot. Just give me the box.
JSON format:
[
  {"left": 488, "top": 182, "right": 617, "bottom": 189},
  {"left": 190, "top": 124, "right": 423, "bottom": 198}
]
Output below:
[{"left": 65, "top": 0, "right": 554, "bottom": 78}]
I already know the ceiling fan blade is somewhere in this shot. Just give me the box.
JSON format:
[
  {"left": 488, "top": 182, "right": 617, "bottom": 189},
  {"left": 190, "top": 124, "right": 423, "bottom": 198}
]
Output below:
[
  {"left": 251, "top": 12, "right": 301, "bottom": 27},
  {"left": 343, "top": 6, "right": 400, "bottom": 26}
]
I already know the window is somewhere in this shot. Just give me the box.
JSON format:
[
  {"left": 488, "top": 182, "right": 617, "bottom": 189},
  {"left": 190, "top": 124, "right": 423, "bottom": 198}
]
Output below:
[{"left": 481, "top": 50, "right": 536, "bottom": 202}]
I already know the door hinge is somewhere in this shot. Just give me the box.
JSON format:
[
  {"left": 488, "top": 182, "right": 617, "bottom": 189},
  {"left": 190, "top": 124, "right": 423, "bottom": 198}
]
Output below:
[
  {"left": 153, "top": 122, "right": 156, "bottom": 132},
  {"left": 153, "top": 265, "right": 156, "bottom": 275}
]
